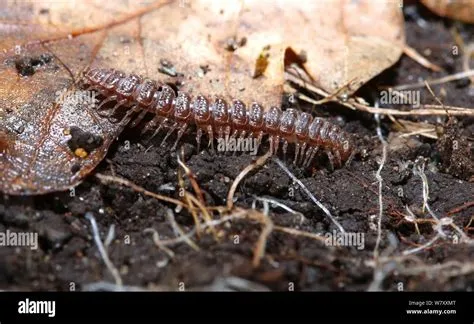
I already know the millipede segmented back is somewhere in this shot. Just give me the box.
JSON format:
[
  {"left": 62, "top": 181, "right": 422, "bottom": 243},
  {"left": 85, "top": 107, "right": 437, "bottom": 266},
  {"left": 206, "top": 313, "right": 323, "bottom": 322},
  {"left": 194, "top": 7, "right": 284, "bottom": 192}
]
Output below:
[{"left": 81, "top": 67, "right": 354, "bottom": 169}]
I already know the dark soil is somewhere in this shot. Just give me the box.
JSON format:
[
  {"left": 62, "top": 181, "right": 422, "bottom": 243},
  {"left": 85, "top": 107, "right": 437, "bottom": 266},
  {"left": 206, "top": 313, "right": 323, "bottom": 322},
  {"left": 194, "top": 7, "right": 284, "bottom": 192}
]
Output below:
[{"left": 1, "top": 3, "right": 473, "bottom": 292}]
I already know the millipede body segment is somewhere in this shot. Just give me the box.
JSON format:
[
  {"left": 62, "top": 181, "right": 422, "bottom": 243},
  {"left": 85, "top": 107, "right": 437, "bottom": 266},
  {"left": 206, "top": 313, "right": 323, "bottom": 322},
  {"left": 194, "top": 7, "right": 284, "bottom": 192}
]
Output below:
[{"left": 81, "top": 68, "right": 354, "bottom": 169}]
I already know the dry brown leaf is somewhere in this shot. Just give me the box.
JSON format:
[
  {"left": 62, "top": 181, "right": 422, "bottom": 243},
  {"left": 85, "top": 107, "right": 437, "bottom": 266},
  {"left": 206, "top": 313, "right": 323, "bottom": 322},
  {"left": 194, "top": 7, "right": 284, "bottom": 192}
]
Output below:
[
  {"left": 0, "top": 1, "right": 167, "bottom": 195},
  {"left": 421, "top": 0, "right": 474, "bottom": 24},
  {"left": 0, "top": 0, "right": 405, "bottom": 195},
  {"left": 285, "top": 0, "right": 406, "bottom": 94}
]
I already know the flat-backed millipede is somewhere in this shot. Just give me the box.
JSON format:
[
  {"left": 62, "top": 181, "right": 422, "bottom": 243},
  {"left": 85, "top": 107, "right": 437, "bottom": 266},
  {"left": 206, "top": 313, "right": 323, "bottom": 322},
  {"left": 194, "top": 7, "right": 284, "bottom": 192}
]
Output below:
[{"left": 80, "top": 67, "right": 354, "bottom": 169}]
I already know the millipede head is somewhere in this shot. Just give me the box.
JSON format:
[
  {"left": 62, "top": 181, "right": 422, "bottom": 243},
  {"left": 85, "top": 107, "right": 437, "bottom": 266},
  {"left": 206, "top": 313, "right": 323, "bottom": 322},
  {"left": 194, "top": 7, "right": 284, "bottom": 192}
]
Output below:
[
  {"left": 116, "top": 74, "right": 141, "bottom": 98},
  {"left": 133, "top": 78, "right": 157, "bottom": 106},
  {"left": 211, "top": 98, "right": 230, "bottom": 125},
  {"left": 295, "top": 112, "right": 312, "bottom": 140},
  {"left": 264, "top": 106, "right": 282, "bottom": 134},
  {"left": 174, "top": 91, "right": 192, "bottom": 121},
  {"left": 230, "top": 100, "right": 248, "bottom": 128},
  {"left": 193, "top": 95, "right": 211, "bottom": 124},
  {"left": 153, "top": 85, "right": 176, "bottom": 116},
  {"left": 248, "top": 102, "right": 264, "bottom": 131}
]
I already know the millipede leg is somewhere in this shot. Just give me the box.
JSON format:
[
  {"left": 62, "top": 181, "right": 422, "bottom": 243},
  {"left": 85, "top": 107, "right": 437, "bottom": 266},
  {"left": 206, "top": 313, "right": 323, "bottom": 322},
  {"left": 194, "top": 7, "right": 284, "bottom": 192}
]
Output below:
[
  {"left": 84, "top": 85, "right": 98, "bottom": 92},
  {"left": 227, "top": 128, "right": 236, "bottom": 155},
  {"left": 130, "top": 109, "right": 148, "bottom": 128},
  {"left": 282, "top": 140, "right": 288, "bottom": 159},
  {"left": 302, "top": 147, "right": 313, "bottom": 166},
  {"left": 224, "top": 126, "right": 231, "bottom": 139},
  {"left": 268, "top": 136, "right": 274, "bottom": 155},
  {"left": 344, "top": 150, "right": 356, "bottom": 167},
  {"left": 171, "top": 123, "right": 187, "bottom": 150},
  {"left": 326, "top": 151, "right": 335, "bottom": 171},
  {"left": 304, "top": 147, "right": 319, "bottom": 168},
  {"left": 142, "top": 115, "right": 166, "bottom": 136},
  {"left": 98, "top": 88, "right": 109, "bottom": 96},
  {"left": 231, "top": 130, "right": 238, "bottom": 156},
  {"left": 161, "top": 122, "right": 178, "bottom": 147},
  {"left": 273, "top": 136, "right": 281, "bottom": 156},
  {"left": 207, "top": 125, "right": 214, "bottom": 152},
  {"left": 217, "top": 127, "right": 224, "bottom": 155},
  {"left": 111, "top": 99, "right": 128, "bottom": 115},
  {"left": 99, "top": 98, "right": 127, "bottom": 118},
  {"left": 230, "top": 129, "right": 238, "bottom": 140},
  {"left": 233, "top": 130, "right": 246, "bottom": 156},
  {"left": 217, "top": 128, "right": 224, "bottom": 142},
  {"left": 95, "top": 95, "right": 117, "bottom": 110},
  {"left": 333, "top": 150, "right": 342, "bottom": 169},
  {"left": 293, "top": 143, "right": 300, "bottom": 165},
  {"left": 298, "top": 142, "right": 307, "bottom": 165},
  {"left": 256, "top": 132, "right": 263, "bottom": 149},
  {"left": 247, "top": 132, "right": 255, "bottom": 150},
  {"left": 147, "top": 117, "right": 168, "bottom": 143},
  {"left": 196, "top": 128, "right": 203, "bottom": 153},
  {"left": 117, "top": 105, "right": 140, "bottom": 128},
  {"left": 141, "top": 119, "right": 156, "bottom": 135}
]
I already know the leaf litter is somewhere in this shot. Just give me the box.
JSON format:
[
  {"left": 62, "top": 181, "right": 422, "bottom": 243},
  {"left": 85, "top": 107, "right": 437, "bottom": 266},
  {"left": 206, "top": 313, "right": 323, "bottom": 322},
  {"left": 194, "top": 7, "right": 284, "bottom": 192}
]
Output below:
[
  {"left": 0, "top": 1, "right": 473, "bottom": 293},
  {"left": 1, "top": 0, "right": 406, "bottom": 195}
]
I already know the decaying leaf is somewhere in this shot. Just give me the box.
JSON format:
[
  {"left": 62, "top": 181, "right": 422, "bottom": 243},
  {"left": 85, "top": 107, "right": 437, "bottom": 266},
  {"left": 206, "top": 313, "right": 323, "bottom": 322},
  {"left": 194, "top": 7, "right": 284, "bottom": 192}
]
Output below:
[
  {"left": 1, "top": 0, "right": 405, "bottom": 195},
  {"left": 421, "top": 0, "right": 474, "bottom": 24},
  {"left": 0, "top": 1, "right": 165, "bottom": 195},
  {"left": 0, "top": 42, "right": 123, "bottom": 195},
  {"left": 282, "top": 0, "right": 406, "bottom": 95}
]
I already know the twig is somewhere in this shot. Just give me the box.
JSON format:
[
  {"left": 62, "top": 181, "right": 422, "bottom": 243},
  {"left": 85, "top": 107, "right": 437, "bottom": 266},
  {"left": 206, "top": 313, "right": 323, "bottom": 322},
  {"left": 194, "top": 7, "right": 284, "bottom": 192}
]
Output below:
[
  {"left": 177, "top": 165, "right": 201, "bottom": 237},
  {"left": 402, "top": 233, "right": 442, "bottom": 256},
  {"left": 367, "top": 261, "right": 397, "bottom": 291},
  {"left": 447, "top": 201, "right": 474, "bottom": 215},
  {"left": 405, "top": 205, "right": 421, "bottom": 236},
  {"left": 273, "top": 157, "right": 345, "bottom": 233},
  {"left": 399, "top": 128, "right": 437, "bottom": 139},
  {"left": 104, "top": 224, "right": 115, "bottom": 249},
  {"left": 96, "top": 173, "right": 185, "bottom": 207},
  {"left": 177, "top": 152, "right": 205, "bottom": 204},
  {"left": 227, "top": 151, "right": 272, "bottom": 210},
  {"left": 143, "top": 228, "right": 175, "bottom": 258},
  {"left": 81, "top": 281, "right": 148, "bottom": 292},
  {"left": 85, "top": 212, "right": 122, "bottom": 286},
  {"left": 413, "top": 163, "right": 447, "bottom": 238},
  {"left": 391, "top": 70, "right": 474, "bottom": 91},
  {"left": 186, "top": 193, "right": 218, "bottom": 238},
  {"left": 156, "top": 212, "right": 249, "bottom": 246},
  {"left": 251, "top": 212, "right": 274, "bottom": 268},
  {"left": 273, "top": 225, "right": 326, "bottom": 243},
  {"left": 252, "top": 196, "right": 307, "bottom": 224},
  {"left": 403, "top": 45, "right": 442, "bottom": 72},
  {"left": 462, "top": 44, "right": 474, "bottom": 84},
  {"left": 424, "top": 80, "right": 445, "bottom": 109},
  {"left": 351, "top": 101, "right": 473, "bottom": 116},
  {"left": 395, "top": 260, "right": 474, "bottom": 278},
  {"left": 373, "top": 111, "right": 388, "bottom": 260},
  {"left": 165, "top": 208, "right": 200, "bottom": 251},
  {"left": 286, "top": 71, "right": 474, "bottom": 116}
]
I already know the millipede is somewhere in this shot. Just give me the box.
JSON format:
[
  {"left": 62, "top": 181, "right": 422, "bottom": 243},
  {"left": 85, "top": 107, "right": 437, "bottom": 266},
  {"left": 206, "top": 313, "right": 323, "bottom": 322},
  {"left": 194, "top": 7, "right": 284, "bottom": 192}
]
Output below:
[{"left": 80, "top": 67, "right": 354, "bottom": 170}]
